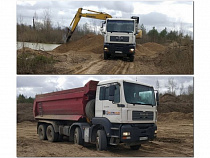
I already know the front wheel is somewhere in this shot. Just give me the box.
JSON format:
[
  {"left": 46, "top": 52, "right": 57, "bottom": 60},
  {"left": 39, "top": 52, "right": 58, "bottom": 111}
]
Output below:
[
  {"left": 74, "top": 127, "right": 84, "bottom": 145},
  {"left": 96, "top": 130, "right": 107, "bottom": 151},
  {"left": 104, "top": 52, "right": 108, "bottom": 60},
  {"left": 129, "top": 55, "right": 134, "bottom": 62}
]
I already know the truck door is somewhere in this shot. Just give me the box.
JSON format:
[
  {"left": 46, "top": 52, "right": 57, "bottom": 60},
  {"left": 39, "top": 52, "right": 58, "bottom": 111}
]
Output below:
[{"left": 99, "top": 84, "right": 122, "bottom": 123}]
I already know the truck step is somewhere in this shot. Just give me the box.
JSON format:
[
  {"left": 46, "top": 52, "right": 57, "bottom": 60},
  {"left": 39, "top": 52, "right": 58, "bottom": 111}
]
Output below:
[
  {"left": 109, "top": 143, "right": 118, "bottom": 146},
  {"left": 111, "top": 135, "right": 119, "bottom": 138},
  {"left": 111, "top": 127, "right": 119, "bottom": 130}
]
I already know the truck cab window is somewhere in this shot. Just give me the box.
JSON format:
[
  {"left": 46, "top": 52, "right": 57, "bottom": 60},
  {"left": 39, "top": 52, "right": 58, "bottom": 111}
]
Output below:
[
  {"left": 99, "top": 86, "right": 109, "bottom": 100},
  {"left": 114, "top": 84, "right": 120, "bottom": 103},
  {"left": 99, "top": 84, "right": 120, "bottom": 103}
]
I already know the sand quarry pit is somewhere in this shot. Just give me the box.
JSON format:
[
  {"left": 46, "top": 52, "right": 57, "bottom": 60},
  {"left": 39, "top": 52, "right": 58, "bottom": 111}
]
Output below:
[
  {"left": 17, "top": 34, "right": 193, "bottom": 74},
  {"left": 17, "top": 94, "right": 193, "bottom": 157}
]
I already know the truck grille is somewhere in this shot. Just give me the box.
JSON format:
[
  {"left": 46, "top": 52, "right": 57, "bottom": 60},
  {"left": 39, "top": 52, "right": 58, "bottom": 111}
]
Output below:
[
  {"left": 132, "top": 111, "right": 154, "bottom": 121},
  {"left": 110, "top": 36, "right": 129, "bottom": 42}
]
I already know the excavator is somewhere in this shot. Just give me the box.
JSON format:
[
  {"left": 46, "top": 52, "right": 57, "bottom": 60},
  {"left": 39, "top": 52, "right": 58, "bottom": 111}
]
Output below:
[
  {"left": 66, "top": 8, "right": 142, "bottom": 61},
  {"left": 66, "top": 8, "right": 112, "bottom": 42}
]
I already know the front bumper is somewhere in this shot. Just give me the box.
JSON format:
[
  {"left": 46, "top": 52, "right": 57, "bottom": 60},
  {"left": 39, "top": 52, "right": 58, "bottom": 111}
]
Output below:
[
  {"left": 120, "top": 124, "right": 157, "bottom": 144},
  {"left": 104, "top": 43, "right": 135, "bottom": 56}
]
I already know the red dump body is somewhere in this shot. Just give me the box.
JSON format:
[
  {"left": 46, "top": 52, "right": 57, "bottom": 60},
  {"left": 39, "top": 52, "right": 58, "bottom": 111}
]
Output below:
[{"left": 33, "top": 80, "right": 99, "bottom": 121}]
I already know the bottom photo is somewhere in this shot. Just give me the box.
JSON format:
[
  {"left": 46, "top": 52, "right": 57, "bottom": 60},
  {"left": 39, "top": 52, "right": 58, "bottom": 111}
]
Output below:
[{"left": 16, "top": 75, "right": 193, "bottom": 157}]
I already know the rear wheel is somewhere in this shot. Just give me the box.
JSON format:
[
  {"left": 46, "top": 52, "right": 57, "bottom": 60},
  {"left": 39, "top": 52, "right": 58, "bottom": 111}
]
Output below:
[
  {"left": 96, "top": 130, "right": 107, "bottom": 151},
  {"left": 130, "top": 144, "right": 141, "bottom": 150},
  {"left": 38, "top": 124, "right": 47, "bottom": 140},
  {"left": 46, "top": 125, "right": 58, "bottom": 142},
  {"left": 74, "top": 127, "right": 84, "bottom": 145}
]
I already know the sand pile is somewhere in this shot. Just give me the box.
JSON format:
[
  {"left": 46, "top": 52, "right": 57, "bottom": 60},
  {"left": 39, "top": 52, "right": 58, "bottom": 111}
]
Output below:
[
  {"left": 142, "top": 42, "right": 165, "bottom": 52},
  {"left": 53, "top": 34, "right": 104, "bottom": 54},
  {"left": 17, "top": 103, "right": 34, "bottom": 123},
  {"left": 158, "top": 94, "right": 193, "bottom": 113}
]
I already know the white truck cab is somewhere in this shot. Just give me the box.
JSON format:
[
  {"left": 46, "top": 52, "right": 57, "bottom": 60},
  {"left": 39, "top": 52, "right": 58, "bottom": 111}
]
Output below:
[
  {"left": 101, "top": 17, "right": 141, "bottom": 61},
  {"left": 91, "top": 79, "right": 158, "bottom": 149}
]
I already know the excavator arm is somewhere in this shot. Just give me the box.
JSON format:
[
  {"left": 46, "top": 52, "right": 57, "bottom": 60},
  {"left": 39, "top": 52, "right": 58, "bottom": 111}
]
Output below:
[{"left": 66, "top": 8, "right": 112, "bottom": 43}]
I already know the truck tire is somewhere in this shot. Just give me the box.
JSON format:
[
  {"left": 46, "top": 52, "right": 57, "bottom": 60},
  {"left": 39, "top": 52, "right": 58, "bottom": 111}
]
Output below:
[
  {"left": 46, "top": 125, "right": 58, "bottom": 142},
  {"left": 38, "top": 124, "right": 47, "bottom": 140},
  {"left": 85, "top": 99, "right": 95, "bottom": 120},
  {"left": 130, "top": 144, "right": 141, "bottom": 150},
  {"left": 96, "top": 130, "right": 107, "bottom": 151},
  {"left": 129, "top": 55, "right": 134, "bottom": 62},
  {"left": 74, "top": 127, "right": 84, "bottom": 145},
  {"left": 104, "top": 52, "right": 108, "bottom": 60}
]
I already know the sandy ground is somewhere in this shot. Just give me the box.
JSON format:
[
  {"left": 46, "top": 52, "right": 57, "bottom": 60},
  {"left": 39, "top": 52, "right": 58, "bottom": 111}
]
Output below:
[
  {"left": 17, "top": 93, "right": 194, "bottom": 157},
  {"left": 17, "top": 117, "right": 193, "bottom": 157},
  {"left": 17, "top": 34, "right": 194, "bottom": 74}
]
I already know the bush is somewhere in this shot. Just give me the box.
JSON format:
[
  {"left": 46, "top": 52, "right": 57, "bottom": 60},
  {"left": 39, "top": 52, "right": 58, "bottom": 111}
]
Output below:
[{"left": 17, "top": 52, "right": 55, "bottom": 74}]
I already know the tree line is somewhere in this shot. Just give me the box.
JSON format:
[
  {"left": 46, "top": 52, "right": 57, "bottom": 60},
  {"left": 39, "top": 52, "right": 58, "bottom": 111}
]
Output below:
[
  {"left": 17, "top": 11, "right": 192, "bottom": 44},
  {"left": 156, "top": 77, "right": 194, "bottom": 96},
  {"left": 17, "top": 94, "right": 34, "bottom": 103},
  {"left": 137, "top": 24, "right": 192, "bottom": 44}
]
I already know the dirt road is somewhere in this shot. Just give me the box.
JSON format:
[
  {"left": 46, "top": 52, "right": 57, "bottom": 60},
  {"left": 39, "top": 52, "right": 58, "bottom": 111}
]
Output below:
[
  {"left": 17, "top": 94, "right": 193, "bottom": 157},
  {"left": 17, "top": 116, "right": 193, "bottom": 157},
  {"left": 17, "top": 34, "right": 193, "bottom": 74}
]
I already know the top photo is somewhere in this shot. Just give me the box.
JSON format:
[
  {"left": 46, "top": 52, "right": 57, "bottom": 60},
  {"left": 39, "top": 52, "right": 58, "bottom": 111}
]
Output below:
[{"left": 16, "top": 1, "right": 193, "bottom": 75}]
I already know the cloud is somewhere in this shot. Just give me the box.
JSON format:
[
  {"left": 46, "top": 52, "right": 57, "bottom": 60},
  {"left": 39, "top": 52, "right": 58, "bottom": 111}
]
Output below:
[
  {"left": 17, "top": 76, "right": 193, "bottom": 98},
  {"left": 16, "top": 0, "right": 193, "bottom": 34}
]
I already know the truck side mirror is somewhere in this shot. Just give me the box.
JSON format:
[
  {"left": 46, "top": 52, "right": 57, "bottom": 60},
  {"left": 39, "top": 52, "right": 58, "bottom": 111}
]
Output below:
[
  {"left": 156, "top": 92, "right": 159, "bottom": 106},
  {"left": 108, "top": 85, "right": 115, "bottom": 101}
]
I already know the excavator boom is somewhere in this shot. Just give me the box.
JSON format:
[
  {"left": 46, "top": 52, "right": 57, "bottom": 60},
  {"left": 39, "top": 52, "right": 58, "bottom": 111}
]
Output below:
[{"left": 66, "top": 8, "right": 112, "bottom": 42}]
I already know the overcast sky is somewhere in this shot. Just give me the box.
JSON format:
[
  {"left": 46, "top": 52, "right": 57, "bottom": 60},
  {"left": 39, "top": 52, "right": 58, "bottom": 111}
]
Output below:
[
  {"left": 17, "top": 75, "right": 193, "bottom": 98},
  {"left": 16, "top": 0, "right": 193, "bottom": 35}
]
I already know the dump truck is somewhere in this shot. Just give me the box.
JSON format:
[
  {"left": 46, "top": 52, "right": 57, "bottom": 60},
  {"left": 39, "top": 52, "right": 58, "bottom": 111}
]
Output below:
[
  {"left": 101, "top": 17, "right": 142, "bottom": 61},
  {"left": 66, "top": 8, "right": 142, "bottom": 61},
  {"left": 33, "top": 79, "right": 158, "bottom": 151}
]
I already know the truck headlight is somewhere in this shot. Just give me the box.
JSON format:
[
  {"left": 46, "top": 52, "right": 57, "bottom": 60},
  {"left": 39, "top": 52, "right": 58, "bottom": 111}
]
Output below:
[
  {"left": 104, "top": 47, "right": 109, "bottom": 52},
  {"left": 123, "top": 132, "right": 130, "bottom": 136},
  {"left": 129, "top": 48, "right": 135, "bottom": 53},
  {"left": 154, "top": 130, "right": 157, "bottom": 134}
]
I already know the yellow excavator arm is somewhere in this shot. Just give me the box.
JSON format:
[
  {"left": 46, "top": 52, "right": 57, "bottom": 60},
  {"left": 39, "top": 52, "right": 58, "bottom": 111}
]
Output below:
[{"left": 66, "top": 8, "right": 112, "bottom": 42}]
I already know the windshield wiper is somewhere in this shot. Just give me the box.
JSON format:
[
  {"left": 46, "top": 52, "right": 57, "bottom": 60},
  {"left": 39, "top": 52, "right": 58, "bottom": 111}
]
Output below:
[{"left": 129, "top": 102, "right": 143, "bottom": 105}]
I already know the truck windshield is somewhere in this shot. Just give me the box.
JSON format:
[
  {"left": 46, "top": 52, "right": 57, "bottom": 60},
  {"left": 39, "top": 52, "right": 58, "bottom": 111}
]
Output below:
[
  {"left": 123, "top": 82, "right": 156, "bottom": 106},
  {"left": 107, "top": 20, "right": 134, "bottom": 33}
]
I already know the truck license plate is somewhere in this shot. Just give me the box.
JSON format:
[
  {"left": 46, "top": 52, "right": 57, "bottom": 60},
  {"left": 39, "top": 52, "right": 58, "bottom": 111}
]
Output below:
[
  {"left": 115, "top": 51, "right": 122, "bottom": 53},
  {"left": 140, "top": 137, "right": 148, "bottom": 141}
]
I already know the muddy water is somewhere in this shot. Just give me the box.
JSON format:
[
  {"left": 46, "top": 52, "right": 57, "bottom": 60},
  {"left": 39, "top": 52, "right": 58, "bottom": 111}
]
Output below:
[{"left": 17, "top": 42, "right": 61, "bottom": 51}]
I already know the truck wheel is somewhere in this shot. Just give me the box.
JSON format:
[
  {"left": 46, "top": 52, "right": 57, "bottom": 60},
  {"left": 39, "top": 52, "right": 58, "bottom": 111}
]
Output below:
[
  {"left": 74, "top": 127, "right": 84, "bottom": 145},
  {"left": 38, "top": 124, "right": 47, "bottom": 140},
  {"left": 96, "top": 130, "right": 107, "bottom": 151},
  {"left": 85, "top": 99, "right": 95, "bottom": 120},
  {"left": 130, "top": 144, "right": 141, "bottom": 150},
  {"left": 129, "top": 55, "right": 134, "bottom": 62},
  {"left": 46, "top": 125, "right": 58, "bottom": 142},
  {"left": 104, "top": 53, "right": 108, "bottom": 60}
]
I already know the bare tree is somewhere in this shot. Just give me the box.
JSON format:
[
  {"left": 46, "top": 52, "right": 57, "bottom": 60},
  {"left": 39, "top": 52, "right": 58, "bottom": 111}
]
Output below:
[
  {"left": 43, "top": 9, "right": 52, "bottom": 31},
  {"left": 165, "top": 77, "right": 178, "bottom": 95},
  {"left": 187, "top": 84, "right": 194, "bottom": 95},
  {"left": 180, "top": 83, "right": 184, "bottom": 95},
  {"left": 156, "top": 79, "right": 160, "bottom": 92}
]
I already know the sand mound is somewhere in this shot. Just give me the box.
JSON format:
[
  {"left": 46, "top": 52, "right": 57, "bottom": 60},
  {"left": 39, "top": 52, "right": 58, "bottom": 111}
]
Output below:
[
  {"left": 17, "top": 103, "right": 34, "bottom": 123},
  {"left": 158, "top": 94, "right": 193, "bottom": 113},
  {"left": 158, "top": 112, "right": 193, "bottom": 122},
  {"left": 142, "top": 42, "right": 165, "bottom": 52},
  {"left": 54, "top": 34, "right": 104, "bottom": 54}
]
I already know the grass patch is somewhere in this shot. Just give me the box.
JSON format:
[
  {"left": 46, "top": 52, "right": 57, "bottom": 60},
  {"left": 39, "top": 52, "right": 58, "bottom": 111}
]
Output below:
[{"left": 17, "top": 52, "right": 56, "bottom": 74}]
